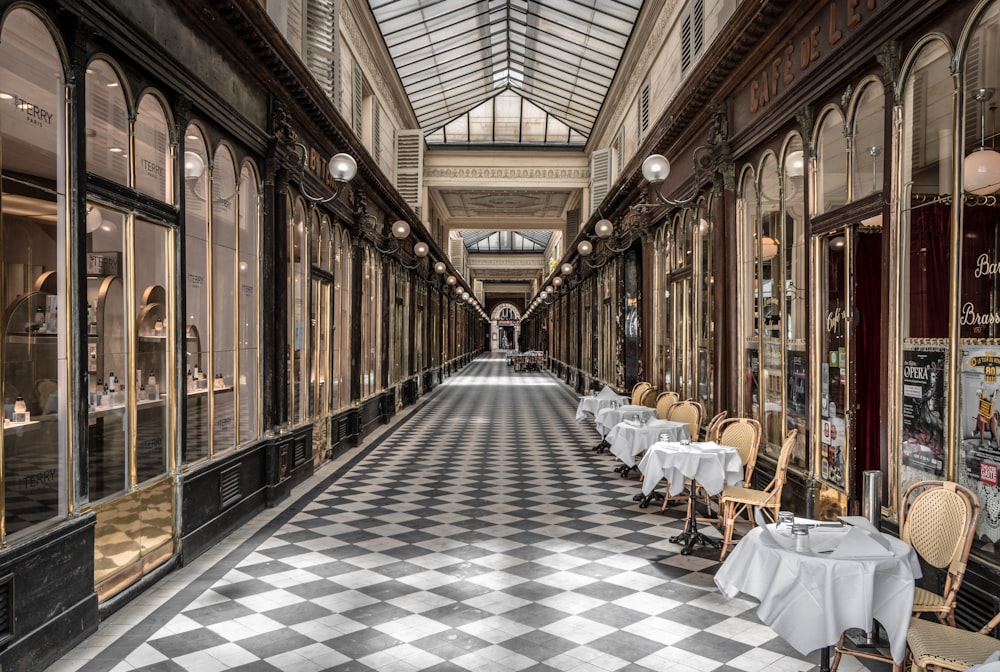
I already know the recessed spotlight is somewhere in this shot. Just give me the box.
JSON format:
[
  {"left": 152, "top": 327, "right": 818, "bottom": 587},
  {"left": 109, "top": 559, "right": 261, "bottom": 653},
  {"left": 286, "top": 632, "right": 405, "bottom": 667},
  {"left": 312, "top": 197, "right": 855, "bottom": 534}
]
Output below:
[
  {"left": 106, "top": 81, "right": 118, "bottom": 88},
  {"left": 109, "top": 147, "right": 124, "bottom": 153},
  {"left": 0, "top": 92, "right": 12, "bottom": 100}
]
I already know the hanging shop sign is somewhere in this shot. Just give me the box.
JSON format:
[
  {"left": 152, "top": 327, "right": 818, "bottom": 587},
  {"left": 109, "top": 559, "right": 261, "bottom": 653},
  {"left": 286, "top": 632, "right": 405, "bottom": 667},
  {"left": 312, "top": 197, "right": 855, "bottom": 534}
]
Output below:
[
  {"left": 900, "top": 348, "right": 946, "bottom": 476},
  {"left": 960, "top": 345, "right": 1000, "bottom": 543}
]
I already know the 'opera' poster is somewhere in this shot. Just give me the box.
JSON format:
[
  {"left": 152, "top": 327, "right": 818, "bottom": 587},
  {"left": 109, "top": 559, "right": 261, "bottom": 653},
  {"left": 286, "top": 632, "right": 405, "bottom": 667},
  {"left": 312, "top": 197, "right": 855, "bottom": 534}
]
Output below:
[{"left": 900, "top": 349, "right": 945, "bottom": 476}]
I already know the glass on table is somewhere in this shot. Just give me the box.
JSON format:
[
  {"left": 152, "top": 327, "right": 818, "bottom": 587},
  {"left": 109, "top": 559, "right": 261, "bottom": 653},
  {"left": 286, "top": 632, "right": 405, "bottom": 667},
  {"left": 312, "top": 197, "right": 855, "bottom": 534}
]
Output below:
[
  {"left": 776, "top": 511, "right": 795, "bottom": 535},
  {"left": 792, "top": 523, "right": 811, "bottom": 552}
]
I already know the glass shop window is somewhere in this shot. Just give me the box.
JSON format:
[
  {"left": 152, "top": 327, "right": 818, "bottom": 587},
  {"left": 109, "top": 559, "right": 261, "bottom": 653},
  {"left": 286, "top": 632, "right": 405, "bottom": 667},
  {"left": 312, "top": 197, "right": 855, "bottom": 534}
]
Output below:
[
  {"left": 238, "top": 162, "right": 259, "bottom": 445},
  {"left": 289, "top": 197, "right": 308, "bottom": 425},
  {"left": 211, "top": 146, "right": 237, "bottom": 452},
  {"left": 958, "top": 1, "right": 1000, "bottom": 562},
  {"left": 184, "top": 124, "right": 210, "bottom": 462},
  {"left": 783, "top": 136, "right": 808, "bottom": 470},
  {"left": 85, "top": 59, "right": 129, "bottom": 186},
  {"left": 134, "top": 94, "right": 173, "bottom": 204},
  {"left": 0, "top": 7, "right": 68, "bottom": 538},
  {"left": 816, "top": 109, "right": 848, "bottom": 215},
  {"left": 332, "top": 223, "right": 352, "bottom": 411},
  {"left": 898, "top": 39, "right": 953, "bottom": 502},
  {"left": 852, "top": 82, "right": 885, "bottom": 201}
]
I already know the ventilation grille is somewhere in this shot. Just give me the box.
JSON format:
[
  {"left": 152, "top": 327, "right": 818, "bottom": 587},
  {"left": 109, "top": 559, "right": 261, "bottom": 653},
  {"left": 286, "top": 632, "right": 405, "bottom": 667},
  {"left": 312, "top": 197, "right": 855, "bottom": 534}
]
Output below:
[
  {"left": 956, "top": 580, "right": 1000, "bottom": 636},
  {"left": 565, "top": 208, "right": 580, "bottom": 244},
  {"left": 352, "top": 61, "right": 364, "bottom": 137},
  {"left": 590, "top": 148, "right": 611, "bottom": 212},
  {"left": 396, "top": 130, "right": 423, "bottom": 213},
  {"left": 614, "top": 128, "right": 625, "bottom": 178},
  {"left": 681, "top": 0, "right": 705, "bottom": 75},
  {"left": 305, "top": 0, "right": 336, "bottom": 100},
  {"left": 293, "top": 437, "right": 307, "bottom": 466},
  {"left": 220, "top": 464, "right": 242, "bottom": 509},
  {"left": 0, "top": 574, "right": 13, "bottom": 647},
  {"left": 637, "top": 83, "right": 650, "bottom": 140},
  {"left": 910, "top": 71, "right": 926, "bottom": 169}
]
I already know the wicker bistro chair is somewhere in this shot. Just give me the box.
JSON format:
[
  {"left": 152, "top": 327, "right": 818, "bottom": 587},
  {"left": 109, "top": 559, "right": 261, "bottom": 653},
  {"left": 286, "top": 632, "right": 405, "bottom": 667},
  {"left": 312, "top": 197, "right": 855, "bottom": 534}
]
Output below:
[
  {"left": 665, "top": 400, "right": 703, "bottom": 442},
  {"left": 830, "top": 481, "right": 982, "bottom": 672},
  {"left": 906, "top": 611, "right": 1000, "bottom": 672},
  {"left": 684, "top": 417, "right": 761, "bottom": 519},
  {"left": 702, "top": 410, "right": 729, "bottom": 442},
  {"left": 631, "top": 382, "right": 653, "bottom": 406},
  {"left": 655, "top": 391, "right": 680, "bottom": 419},
  {"left": 717, "top": 429, "right": 797, "bottom": 560},
  {"left": 639, "top": 387, "right": 659, "bottom": 408}
]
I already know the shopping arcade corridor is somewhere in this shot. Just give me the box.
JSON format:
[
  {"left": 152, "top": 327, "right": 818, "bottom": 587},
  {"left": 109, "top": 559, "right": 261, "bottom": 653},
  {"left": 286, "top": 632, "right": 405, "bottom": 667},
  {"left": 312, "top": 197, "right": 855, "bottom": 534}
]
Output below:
[{"left": 51, "top": 353, "right": 875, "bottom": 672}]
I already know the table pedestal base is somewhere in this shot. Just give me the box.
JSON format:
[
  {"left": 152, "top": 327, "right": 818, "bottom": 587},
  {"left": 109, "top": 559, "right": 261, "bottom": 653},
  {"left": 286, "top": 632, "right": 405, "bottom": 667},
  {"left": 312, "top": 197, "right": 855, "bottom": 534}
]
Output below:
[
  {"left": 614, "top": 464, "right": 638, "bottom": 478},
  {"left": 669, "top": 484, "right": 721, "bottom": 555},
  {"left": 819, "top": 646, "right": 830, "bottom": 672},
  {"left": 593, "top": 439, "right": 609, "bottom": 453}
]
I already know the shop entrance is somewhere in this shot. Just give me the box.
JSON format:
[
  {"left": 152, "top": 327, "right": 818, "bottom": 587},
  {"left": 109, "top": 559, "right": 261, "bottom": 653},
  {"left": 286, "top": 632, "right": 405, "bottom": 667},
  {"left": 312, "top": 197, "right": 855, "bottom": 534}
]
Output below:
[{"left": 815, "top": 225, "right": 882, "bottom": 512}]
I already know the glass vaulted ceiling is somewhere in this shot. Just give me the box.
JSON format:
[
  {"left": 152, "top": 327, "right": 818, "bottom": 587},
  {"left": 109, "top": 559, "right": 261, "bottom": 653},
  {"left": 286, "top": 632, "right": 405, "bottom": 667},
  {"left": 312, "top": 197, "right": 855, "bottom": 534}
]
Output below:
[{"left": 369, "top": 0, "right": 643, "bottom": 145}]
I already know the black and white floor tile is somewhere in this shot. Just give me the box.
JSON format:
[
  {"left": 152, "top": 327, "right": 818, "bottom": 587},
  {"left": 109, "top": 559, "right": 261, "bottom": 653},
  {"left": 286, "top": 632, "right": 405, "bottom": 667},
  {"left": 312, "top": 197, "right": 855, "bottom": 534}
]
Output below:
[{"left": 50, "top": 354, "right": 877, "bottom": 672}]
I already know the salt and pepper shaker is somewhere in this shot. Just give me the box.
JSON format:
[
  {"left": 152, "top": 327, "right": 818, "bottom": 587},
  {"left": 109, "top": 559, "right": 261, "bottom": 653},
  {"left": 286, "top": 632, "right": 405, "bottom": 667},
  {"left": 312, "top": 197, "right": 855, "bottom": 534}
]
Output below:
[{"left": 792, "top": 524, "right": 811, "bottom": 552}]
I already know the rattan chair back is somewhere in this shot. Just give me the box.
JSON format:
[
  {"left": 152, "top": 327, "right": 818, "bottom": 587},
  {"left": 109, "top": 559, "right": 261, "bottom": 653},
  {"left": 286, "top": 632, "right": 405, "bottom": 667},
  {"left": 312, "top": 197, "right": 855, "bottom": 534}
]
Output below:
[
  {"left": 655, "top": 391, "right": 680, "bottom": 419},
  {"left": 638, "top": 387, "right": 658, "bottom": 408},
  {"left": 716, "top": 417, "right": 762, "bottom": 485},
  {"left": 630, "top": 382, "right": 653, "bottom": 406},
  {"left": 666, "top": 400, "right": 703, "bottom": 441},
  {"left": 702, "top": 410, "right": 728, "bottom": 441},
  {"left": 900, "top": 480, "right": 981, "bottom": 625}
]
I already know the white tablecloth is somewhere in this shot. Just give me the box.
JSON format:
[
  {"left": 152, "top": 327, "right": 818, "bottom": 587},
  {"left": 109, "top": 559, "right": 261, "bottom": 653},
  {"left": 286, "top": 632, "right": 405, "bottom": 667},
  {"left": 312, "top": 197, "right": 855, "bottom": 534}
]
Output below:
[
  {"left": 637, "top": 441, "right": 743, "bottom": 496},
  {"left": 607, "top": 420, "right": 690, "bottom": 467},
  {"left": 595, "top": 405, "right": 657, "bottom": 438},
  {"left": 575, "top": 394, "right": 630, "bottom": 421},
  {"left": 714, "top": 523, "right": 921, "bottom": 664}
]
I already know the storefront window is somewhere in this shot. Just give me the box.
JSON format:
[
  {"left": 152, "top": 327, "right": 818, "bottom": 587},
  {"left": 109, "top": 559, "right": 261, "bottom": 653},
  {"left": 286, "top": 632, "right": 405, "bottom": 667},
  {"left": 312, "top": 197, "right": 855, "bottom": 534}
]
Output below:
[
  {"left": 0, "top": 8, "right": 67, "bottom": 537},
  {"left": 652, "top": 227, "right": 667, "bottom": 390},
  {"left": 816, "top": 108, "right": 848, "bottom": 215},
  {"left": 697, "top": 200, "right": 714, "bottom": 414},
  {"left": 784, "top": 136, "right": 808, "bottom": 469},
  {"left": 85, "top": 59, "right": 129, "bottom": 186},
  {"left": 211, "top": 145, "right": 237, "bottom": 451},
  {"left": 134, "top": 94, "right": 172, "bottom": 203},
  {"left": 238, "top": 163, "right": 259, "bottom": 445},
  {"left": 134, "top": 220, "right": 170, "bottom": 482},
  {"left": 959, "top": 1, "right": 1000, "bottom": 561},
  {"left": 758, "top": 153, "right": 783, "bottom": 455},
  {"left": 332, "top": 222, "right": 352, "bottom": 410},
  {"left": 899, "top": 38, "right": 952, "bottom": 502},
  {"left": 184, "top": 125, "right": 209, "bottom": 461},
  {"left": 852, "top": 81, "right": 886, "bottom": 201},
  {"left": 739, "top": 166, "right": 759, "bottom": 417},
  {"left": 86, "top": 208, "right": 127, "bottom": 500},
  {"left": 360, "top": 245, "right": 382, "bottom": 398},
  {"left": 290, "top": 197, "right": 308, "bottom": 424}
]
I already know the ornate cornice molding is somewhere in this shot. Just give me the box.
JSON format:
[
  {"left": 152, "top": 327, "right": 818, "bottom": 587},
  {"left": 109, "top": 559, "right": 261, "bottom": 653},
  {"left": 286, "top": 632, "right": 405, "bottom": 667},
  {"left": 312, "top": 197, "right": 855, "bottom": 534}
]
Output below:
[{"left": 425, "top": 167, "right": 589, "bottom": 181}]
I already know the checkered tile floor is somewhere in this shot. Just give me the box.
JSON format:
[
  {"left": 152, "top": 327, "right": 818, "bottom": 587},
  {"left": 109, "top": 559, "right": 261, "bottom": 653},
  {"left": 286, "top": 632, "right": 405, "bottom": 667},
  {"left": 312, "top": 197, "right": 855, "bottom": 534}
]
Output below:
[{"left": 50, "top": 354, "right": 882, "bottom": 672}]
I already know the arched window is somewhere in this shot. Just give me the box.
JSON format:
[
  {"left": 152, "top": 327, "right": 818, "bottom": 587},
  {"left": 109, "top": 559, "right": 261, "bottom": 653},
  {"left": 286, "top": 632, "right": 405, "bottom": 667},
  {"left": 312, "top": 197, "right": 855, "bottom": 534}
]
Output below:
[
  {"left": 851, "top": 81, "right": 886, "bottom": 200},
  {"left": 738, "top": 165, "right": 759, "bottom": 419},
  {"left": 289, "top": 197, "right": 308, "bottom": 424},
  {"left": 184, "top": 124, "right": 210, "bottom": 461},
  {"left": 238, "top": 161, "right": 260, "bottom": 445},
  {"left": 0, "top": 7, "right": 67, "bottom": 538},
  {"left": 134, "top": 93, "right": 172, "bottom": 203},
  {"left": 211, "top": 144, "right": 238, "bottom": 452},
  {"left": 85, "top": 59, "right": 129, "bottom": 185},
  {"left": 815, "top": 108, "right": 848, "bottom": 215}
]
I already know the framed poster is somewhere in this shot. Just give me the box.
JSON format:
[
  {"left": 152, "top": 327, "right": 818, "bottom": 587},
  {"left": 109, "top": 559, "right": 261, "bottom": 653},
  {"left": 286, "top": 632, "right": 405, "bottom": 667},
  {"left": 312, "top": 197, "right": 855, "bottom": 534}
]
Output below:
[
  {"left": 900, "top": 348, "right": 946, "bottom": 476},
  {"left": 959, "top": 345, "right": 1000, "bottom": 543}
]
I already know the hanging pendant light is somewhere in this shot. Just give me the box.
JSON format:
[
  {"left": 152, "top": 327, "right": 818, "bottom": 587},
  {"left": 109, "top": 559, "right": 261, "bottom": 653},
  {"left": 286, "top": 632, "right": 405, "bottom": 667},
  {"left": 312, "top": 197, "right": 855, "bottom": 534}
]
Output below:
[{"left": 964, "top": 88, "right": 1000, "bottom": 196}]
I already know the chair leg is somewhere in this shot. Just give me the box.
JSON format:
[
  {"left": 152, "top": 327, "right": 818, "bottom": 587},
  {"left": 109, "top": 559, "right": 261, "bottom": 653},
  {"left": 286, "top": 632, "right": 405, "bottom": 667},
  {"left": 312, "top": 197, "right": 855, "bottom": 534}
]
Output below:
[
  {"left": 829, "top": 633, "right": 845, "bottom": 672},
  {"left": 720, "top": 502, "right": 736, "bottom": 560}
]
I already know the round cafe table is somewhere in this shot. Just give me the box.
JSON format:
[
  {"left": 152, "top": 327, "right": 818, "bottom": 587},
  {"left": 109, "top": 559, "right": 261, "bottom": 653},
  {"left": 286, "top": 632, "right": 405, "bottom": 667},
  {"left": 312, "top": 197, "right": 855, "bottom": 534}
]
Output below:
[{"left": 714, "top": 520, "right": 920, "bottom": 670}]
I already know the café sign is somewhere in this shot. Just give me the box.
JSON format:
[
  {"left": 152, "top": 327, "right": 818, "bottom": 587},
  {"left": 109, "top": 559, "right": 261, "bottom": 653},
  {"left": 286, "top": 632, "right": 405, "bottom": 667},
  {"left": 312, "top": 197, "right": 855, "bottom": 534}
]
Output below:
[{"left": 741, "top": 0, "right": 883, "bottom": 117}]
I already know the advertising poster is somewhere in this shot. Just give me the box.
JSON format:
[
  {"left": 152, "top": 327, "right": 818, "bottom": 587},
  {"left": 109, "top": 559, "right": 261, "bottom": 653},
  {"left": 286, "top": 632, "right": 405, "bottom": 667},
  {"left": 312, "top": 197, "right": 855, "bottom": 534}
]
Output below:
[
  {"left": 900, "top": 348, "right": 946, "bottom": 476},
  {"left": 959, "top": 345, "right": 1000, "bottom": 543}
]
